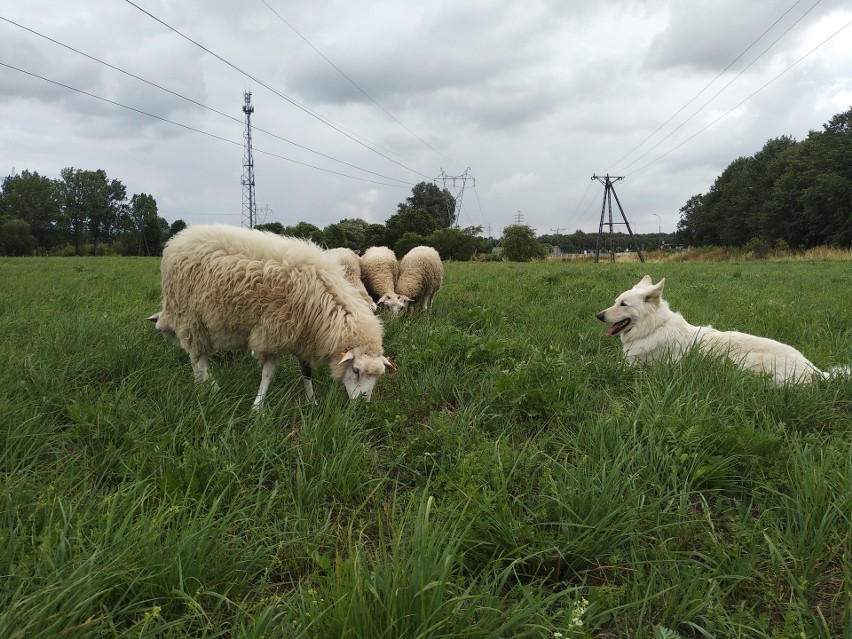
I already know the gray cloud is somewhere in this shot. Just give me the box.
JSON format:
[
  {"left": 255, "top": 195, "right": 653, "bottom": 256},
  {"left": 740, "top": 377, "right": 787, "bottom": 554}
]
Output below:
[{"left": 1, "top": 0, "right": 850, "bottom": 235}]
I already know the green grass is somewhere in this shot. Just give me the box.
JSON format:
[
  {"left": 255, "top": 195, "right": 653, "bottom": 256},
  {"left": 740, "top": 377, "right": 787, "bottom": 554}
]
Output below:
[{"left": 0, "top": 256, "right": 850, "bottom": 638}]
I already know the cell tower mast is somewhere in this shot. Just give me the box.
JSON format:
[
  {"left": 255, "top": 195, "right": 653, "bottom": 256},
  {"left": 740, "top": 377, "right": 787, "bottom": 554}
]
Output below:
[
  {"left": 591, "top": 174, "right": 644, "bottom": 263},
  {"left": 241, "top": 91, "right": 257, "bottom": 229}
]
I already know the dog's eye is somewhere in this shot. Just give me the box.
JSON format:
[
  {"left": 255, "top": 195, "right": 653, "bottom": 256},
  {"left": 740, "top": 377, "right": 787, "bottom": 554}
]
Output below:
[{"left": 619, "top": 301, "right": 628, "bottom": 306}]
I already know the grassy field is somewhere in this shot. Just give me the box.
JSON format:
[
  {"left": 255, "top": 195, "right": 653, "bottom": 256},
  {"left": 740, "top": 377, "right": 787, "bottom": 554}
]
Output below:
[{"left": 0, "top": 257, "right": 850, "bottom": 638}]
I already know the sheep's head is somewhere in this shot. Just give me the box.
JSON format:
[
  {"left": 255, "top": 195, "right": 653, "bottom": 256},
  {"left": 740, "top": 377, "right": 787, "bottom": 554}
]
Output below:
[
  {"left": 329, "top": 348, "right": 396, "bottom": 400},
  {"left": 377, "top": 293, "right": 406, "bottom": 315}
]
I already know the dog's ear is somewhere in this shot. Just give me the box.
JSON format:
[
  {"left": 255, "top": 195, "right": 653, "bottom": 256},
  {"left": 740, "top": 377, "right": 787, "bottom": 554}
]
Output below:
[
  {"left": 644, "top": 279, "right": 665, "bottom": 305},
  {"left": 637, "top": 275, "right": 653, "bottom": 287}
]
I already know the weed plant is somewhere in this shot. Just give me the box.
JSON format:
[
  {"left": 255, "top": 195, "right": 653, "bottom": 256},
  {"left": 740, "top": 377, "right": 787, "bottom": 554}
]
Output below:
[{"left": 0, "top": 256, "right": 850, "bottom": 638}]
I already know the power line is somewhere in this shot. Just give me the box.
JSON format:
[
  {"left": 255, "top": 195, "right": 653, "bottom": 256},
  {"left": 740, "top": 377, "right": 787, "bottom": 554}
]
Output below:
[
  {"left": 471, "top": 183, "right": 489, "bottom": 230},
  {"left": 259, "top": 0, "right": 457, "bottom": 166},
  {"left": 630, "top": 14, "right": 852, "bottom": 176},
  {"left": 0, "top": 15, "right": 415, "bottom": 186},
  {"left": 617, "top": 0, "right": 825, "bottom": 174},
  {"left": 561, "top": 177, "right": 600, "bottom": 234},
  {"left": 609, "top": 0, "right": 810, "bottom": 171},
  {"left": 122, "top": 0, "right": 435, "bottom": 181},
  {"left": 0, "top": 60, "right": 415, "bottom": 188}
]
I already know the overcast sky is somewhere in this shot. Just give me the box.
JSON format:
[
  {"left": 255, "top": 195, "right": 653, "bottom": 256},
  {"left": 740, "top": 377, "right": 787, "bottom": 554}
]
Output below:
[{"left": 2, "top": 0, "right": 851, "bottom": 237}]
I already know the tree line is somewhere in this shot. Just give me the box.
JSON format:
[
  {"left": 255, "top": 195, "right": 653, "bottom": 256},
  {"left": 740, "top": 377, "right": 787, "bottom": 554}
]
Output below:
[
  {"left": 0, "top": 171, "right": 495, "bottom": 260},
  {"left": 0, "top": 168, "right": 182, "bottom": 257},
  {"left": 676, "top": 107, "right": 852, "bottom": 249},
  {"left": 253, "top": 182, "right": 491, "bottom": 260}
]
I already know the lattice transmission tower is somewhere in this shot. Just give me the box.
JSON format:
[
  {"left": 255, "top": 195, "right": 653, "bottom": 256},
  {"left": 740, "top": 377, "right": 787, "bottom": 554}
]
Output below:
[
  {"left": 435, "top": 167, "right": 474, "bottom": 227},
  {"left": 592, "top": 174, "right": 644, "bottom": 263},
  {"left": 241, "top": 91, "right": 257, "bottom": 229}
]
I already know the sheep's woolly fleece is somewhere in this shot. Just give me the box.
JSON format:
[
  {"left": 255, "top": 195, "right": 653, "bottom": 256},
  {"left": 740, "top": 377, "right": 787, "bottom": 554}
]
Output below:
[
  {"left": 397, "top": 245, "right": 444, "bottom": 309},
  {"left": 327, "top": 247, "right": 375, "bottom": 309},
  {"left": 156, "top": 224, "right": 389, "bottom": 401},
  {"left": 360, "top": 246, "right": 403, "bottom": 312}
]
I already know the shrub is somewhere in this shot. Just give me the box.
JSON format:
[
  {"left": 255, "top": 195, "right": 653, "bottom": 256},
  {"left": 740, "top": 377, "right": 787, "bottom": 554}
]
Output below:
[
  {"left": 501, "top": 225, "right": 550, "bottom": 262},
  {"left": 744, "top": 237, "right": 771, "bottom": 259}
]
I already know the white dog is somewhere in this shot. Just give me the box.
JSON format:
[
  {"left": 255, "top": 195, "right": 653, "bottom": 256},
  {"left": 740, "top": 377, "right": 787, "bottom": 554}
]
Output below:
[{"left": 597, "top": 275, "right": 846, "bottom": 384}]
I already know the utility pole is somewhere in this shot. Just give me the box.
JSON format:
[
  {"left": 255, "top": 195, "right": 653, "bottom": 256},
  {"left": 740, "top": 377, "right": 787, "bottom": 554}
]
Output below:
[
  {"left": 551, "top": 227, "right": 565, "bottom": 257},
  {"left": 591, "top": 174, "right": 644, "bottom": 263},
  {"left": 653, "top": 213, "right": 661, "bottom": 234},
  {"left": 241, "top": 91, "right": 257, "bottom": 229},
  {"left": 514, "top": 210, "right": 524, "bottom": 225}
]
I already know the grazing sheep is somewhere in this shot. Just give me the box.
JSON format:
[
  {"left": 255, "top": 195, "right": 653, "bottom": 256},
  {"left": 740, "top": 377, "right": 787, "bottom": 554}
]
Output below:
[
  {"left": 397, "top": 246, "right": 443, "bottom": 311},
  {"left": 327, "top": 247, "right": 377, "bottom": 311},
  {"left": 360, "top": 246, "right": 405, "bottom": 314},
  {"left": 151, "top": 224, "right": 395, "bottom": 408}
]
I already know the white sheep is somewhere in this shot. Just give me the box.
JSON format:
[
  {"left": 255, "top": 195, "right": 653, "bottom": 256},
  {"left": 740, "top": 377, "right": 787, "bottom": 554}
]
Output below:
[
  {"left": 150, "top": 224, "right": 395, "bottom": 408},
  {"left": 360, "top": 246, "right": 405, "bottom": 314},
  {"left": 327, "top": 247, "right": 377, "bottom": 311},
  {"left": 396, "top": 245, "right": 444, "bottom": 311}
]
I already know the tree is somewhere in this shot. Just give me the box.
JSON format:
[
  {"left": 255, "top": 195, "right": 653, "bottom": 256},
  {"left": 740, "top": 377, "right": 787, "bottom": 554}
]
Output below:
[
  {"left": 169, "top": 219, "right": 187, "bottom": 236},
  {"left": 89, "top": 172, "right": 126, "bottom": 255},
  {"left": 322, "top": 223, "right": 349, "bottom": 248},
  {"left": 57, "top": 168, "right": 127, "bottom": 255},
  {"left": 427, "top": 226, "right": 486, "bottom": 260},
  {"left": 0, "top": 218, "right": 36, "bottom": 256},
  {"left": 282, "top": 221, "right": 324, "bottom": 244},
  {"left": 255, "top": 222, "right": 285, "bottom": 234},
  {"left": 0, "top": 170, "right": 61, "bottom": 252},
  {"left": 399, "top": 182, "right": 456, "bottom": 228},
  {"left": 337, "top": 219, "right": 370, "bottom": 248},
  {"left": 394, "top": 232, "right": 425, "bottom": 258},
  {"left": 363, "top": 223, "right": 386, "bottom": 250},
  {"left": 385, "top": 208, "right": 437, "bottom": 248},
  {"left": 501, "top": 224, "right": 549, "bottom": 261},
  {"left": 129, "top": 193, "right": 160, "bottom": 255}
]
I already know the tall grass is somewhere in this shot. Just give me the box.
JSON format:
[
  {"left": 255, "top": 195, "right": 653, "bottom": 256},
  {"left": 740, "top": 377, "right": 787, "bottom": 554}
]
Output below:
[{"left": 0, "top": 256, "right": 850, "bottom": 637}]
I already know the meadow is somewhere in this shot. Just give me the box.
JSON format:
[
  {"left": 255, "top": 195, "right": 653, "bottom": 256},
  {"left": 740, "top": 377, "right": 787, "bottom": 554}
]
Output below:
[{"left": 0, "top": 256, "right": 850, "bottom": 638}]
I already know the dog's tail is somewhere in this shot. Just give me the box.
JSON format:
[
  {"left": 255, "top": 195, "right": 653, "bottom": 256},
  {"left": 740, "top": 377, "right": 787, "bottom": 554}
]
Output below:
[{"left": 822, "top": 364, "right": 852, "bottom": 379}]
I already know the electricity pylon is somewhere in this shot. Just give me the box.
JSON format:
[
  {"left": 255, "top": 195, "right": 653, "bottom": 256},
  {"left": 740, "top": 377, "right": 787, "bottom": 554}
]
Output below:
[{"left": 435, "top": 167, "right": 474, "bottom": 227}]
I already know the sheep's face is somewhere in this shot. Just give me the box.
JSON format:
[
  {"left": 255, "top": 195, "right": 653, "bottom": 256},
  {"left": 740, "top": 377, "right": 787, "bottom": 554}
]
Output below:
[
  {"left": 377, "top": 293, "right": 406, "bottom": 315},
  {"left": 331, "top": 348, "right": 396, "bottom": 400}
]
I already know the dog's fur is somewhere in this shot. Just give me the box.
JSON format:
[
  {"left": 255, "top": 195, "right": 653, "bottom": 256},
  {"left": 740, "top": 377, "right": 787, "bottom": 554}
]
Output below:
[{"left": 597, "top": 275, "right": 845, "bottom": 384}]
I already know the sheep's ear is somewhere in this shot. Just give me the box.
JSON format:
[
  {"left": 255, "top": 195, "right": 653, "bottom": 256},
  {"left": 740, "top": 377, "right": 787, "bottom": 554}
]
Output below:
[
  {"left": 377, "top": 295, "right": 388, "bottom": 304},
  {"left": 147, "top": 312, "right": 160, "bottom": 323},
  {"left": 339, "top": 350, "right": 355, "bottom": 365},
  {"left": 400, "top": 295, "right": 413, "bottom": 302},
  {"left": 644, "top": 279, "right": 665, "bottom": 305},
  {"left": 383, "top": 355, "right": 397, "bottom": 371},
  {"left": 637, "top": 275, "right": 653, "bottom": 287}
]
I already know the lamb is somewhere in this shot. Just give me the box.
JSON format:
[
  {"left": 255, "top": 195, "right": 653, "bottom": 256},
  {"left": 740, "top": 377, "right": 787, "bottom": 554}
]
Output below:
[
  {"left": 327, "top": 247, "right": 377, "bottom": 311},
  {"left": 396, "top": 245, "right": 443, "bottom": 311},
  {"left": 149, "top": 224, "right": 395, "bottom": 408},
  {"left": 360, "top": 246, "right": 405, "bottom": 314}
]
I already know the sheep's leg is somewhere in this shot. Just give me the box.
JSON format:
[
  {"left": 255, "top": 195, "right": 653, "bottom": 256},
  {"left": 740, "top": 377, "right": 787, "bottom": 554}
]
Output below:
[
  {"left": 252, "top": 353, "right": 278, "bottom": 409},
  {"left": 190, "top": 355, "right": 219, "bottom": 391},
  {"left": 299, "top": 359, "right": 315, "bottom": 403}
]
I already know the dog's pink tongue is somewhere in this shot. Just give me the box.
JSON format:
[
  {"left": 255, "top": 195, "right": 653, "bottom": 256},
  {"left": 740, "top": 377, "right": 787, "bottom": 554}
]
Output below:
[{"left": 606, "top": 325, "right": 619, "bottom": 337}]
